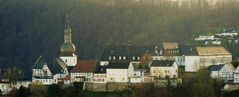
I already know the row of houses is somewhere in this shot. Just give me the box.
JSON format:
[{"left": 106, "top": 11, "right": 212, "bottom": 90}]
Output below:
[
  {"left": 30, "top": 21, "right": 232, "bottom": 86},
  {"left": 1, "top": 18, "right": 236, "bottom": 93},
  {"left": 209, "top": 62, "right": 239, "bottom": 83},
  {"left": 194, "top": 28, "right": 238, "bottom": 45}
]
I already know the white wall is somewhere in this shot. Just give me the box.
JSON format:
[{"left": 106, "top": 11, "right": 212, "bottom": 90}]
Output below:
[
  {"left": 150, "top": 62, "right": 178, "bottom": 78},
  {"left": 130, "top": 77, "right": 143, "bottom": 83},
  {"left": 32, "top": 79, "right": 55, "bottom": 85},
  {"left": 100, "top": 61, "right": 109, "bottom": 66},
  {"left": 107, "top": 69, "right": 128, "bottom": 82},
  {"left": 184, "top": 56, "right": 200, "bottom": 72},
  {"left": 60, "top": 56, "right": 77, "bottom": 66},
  {"left": 93, "top": 73, "right": 106, "bottom": 83},
  {"left": 210, "top": 71, "right": 219, "bottom": 79}
]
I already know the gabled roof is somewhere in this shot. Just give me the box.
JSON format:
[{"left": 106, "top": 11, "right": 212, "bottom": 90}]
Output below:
[
  {"left": 196, "top": 47, "right": 231, "bottom": 56},
  {"left": 179, "top": 44, "right": 198, "bottom": 56},
  {"left": 107, "top": 61, "right": 131, "bottom": 69},
  {"left": 163, "top": 42, "right": 178, "bottom": 50},
  {"left": 71, "top": 60, "right": 97, "bottom": 73},
  {"left": 231, "top": 62, "right": 239, "bottom": 69},
  {"left": 47, "top": 59, "right": 66, "bottom": 75},
  {"left": 150, "top": 60, "right": 175, "bottom": 67},
  {"left": 32, "top": 56, "right": 46, "bottom": 69},
  {"left": 208, "top": 64, "right": 225, "bottom": 71},
  {"left": 101, "top": 45, "right": 162, "bottom": 61}
]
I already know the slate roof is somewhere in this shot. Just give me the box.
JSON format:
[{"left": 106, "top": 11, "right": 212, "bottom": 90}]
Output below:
[
  {"left": 32, "top": 56, "right": 46, "bottom": 69},
  {"left": 32, "top": 56, "right": 67, "bottom": 75},
  {"left": 150, "top": 60, "right": 175, "bottom": 67},
  {"left": 107, "top": 61, "right": 131, "bottom": 69},
  {"left": 101, "top": 45, "right": 163, "bottom": 61},
  {"left": 95, "top": 62, "right": 107, "bottom": 73},
  {"left": 208, "top": 64, "right": 225, "bottom": 71},
  {"left": 47, "top": 58, "right": 67, "bottom": 75},
  {"left": 71, "top": 60, "right": 97, "bottom": 73},
  {"left": 231, "top": 62, "right": 239, "bottom": 68},
  {"left": 178, "top": 44, "right": 198, "bottom": 56}
]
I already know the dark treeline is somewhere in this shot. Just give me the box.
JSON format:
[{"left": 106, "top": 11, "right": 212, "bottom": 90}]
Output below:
[{"left": 0, "top": 0, "right": 239, "bottom": 71}]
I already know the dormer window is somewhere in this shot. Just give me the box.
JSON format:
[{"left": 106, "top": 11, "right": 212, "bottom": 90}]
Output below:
[
  {"left": 109, "top": 56, "right": 112, "bottom": 60},
  {"left": 132, "top": 56, "right": 135, "bottom": 60},
  {"left": 123, "top": 56, "right": 126, "bottom": 60},
  {"left": 119, "top": 56, "right": 122, "bottom": 60},
  {"left": 113, "top": 56, "right": 116, "bottom": 60}
]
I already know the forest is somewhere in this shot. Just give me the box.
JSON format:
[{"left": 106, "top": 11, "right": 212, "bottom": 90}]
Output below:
[{"left": 0, "top": 0, "right": 239, "bottom": 72}]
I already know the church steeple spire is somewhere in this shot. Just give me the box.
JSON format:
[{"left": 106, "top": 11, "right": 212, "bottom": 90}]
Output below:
[
  {"left": 60, "top": 14, "right": 76, "bottom": 56},
  {"left": 64, "top": 14, "right": 72, "bottom": 43}
]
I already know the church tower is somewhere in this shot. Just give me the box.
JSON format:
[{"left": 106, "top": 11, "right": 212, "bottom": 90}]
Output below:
[{"left": 60, "top": 15, "right": 77, "bottom": 67}]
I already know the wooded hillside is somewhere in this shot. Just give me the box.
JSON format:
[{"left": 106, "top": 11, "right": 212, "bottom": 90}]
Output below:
[{"left": 0, "top": 0, "right": 239, "bottom": 70}]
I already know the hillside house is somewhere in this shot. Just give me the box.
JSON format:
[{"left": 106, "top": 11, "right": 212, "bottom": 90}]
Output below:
[
  {"left": 150, "top": 60, "right": 178, "bottom": 78},
  {"left": 106, "top": 61, "right": 134, "bottom": 83}
]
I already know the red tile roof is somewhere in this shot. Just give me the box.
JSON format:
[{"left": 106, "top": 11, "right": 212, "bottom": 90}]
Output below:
[{"left": 70, "top": 60, "right": 97, "bottom": 73}]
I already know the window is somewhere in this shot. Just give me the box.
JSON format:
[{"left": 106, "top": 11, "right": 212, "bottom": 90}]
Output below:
[
  {"left": 113, "top": 56, "right": 116, "bottom": 60},
  {"left": 123, "top": 56, "right": 126, "bottom": 60},
  {"left": 132, "top": 56, "right": 135, "bottom": 60},
  {"left": 137, "top": 56, "right": 140, "bottom": 60},
  {"left": 119, "top": 56, "right": 122, "bottom": 60},
  {"left": 109, "top": 56, "right": 112, "bottom": 60}
]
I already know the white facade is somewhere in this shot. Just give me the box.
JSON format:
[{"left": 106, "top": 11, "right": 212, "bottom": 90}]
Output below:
[
  {"left": 32, "top": 79, "right": 55, "bottom": 85},
  {"left": 32, "top": 64, "right": 54, "bottom": 85},
  {"left": 234, "top": 66, "right": 239, "bottom": 83},
  {"left": 100, "top": 61, "right": 109, "bottom": 66},
  {"left": 209, "top": 64, "right": 234, "bottom": 81},
  {"left": 71, "top": 72, "right": 94, "bottom": 83},
  {"left": 93, "top": 73, "right": 106, "bottom": 83},
  {"left": 133, "top": 69, "right": 146, "bottom": 77},
  {"left": 0, "top": 81, "right": 31, "bottom": 95},
  {"left": 184, "top": 56, "right": 200, "bottom": 72},
  {"left": 195, "top": 35, "right": 215, "bottom": 41},
  {"left": 60, "top": 56, "right": 77, "bottom": 66},
  {"left": 216, "top": 32, "right": 238, "bottom": 37},
  {"left": 106, "top": 63, "right": 134, "bottom": 83},
  {"left": 130, "top": 77, "right": 144, "bottom": 83},
  {"left": 150, "top": 62, "right": 178, "bottom": 78},
  {"left": 198, "top": 55, "right": 232, "bottom": 68}
]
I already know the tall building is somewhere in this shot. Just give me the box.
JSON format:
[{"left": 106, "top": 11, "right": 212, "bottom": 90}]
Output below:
[{"left": 60, "top": 15, "right": 77, "bottom": 67}]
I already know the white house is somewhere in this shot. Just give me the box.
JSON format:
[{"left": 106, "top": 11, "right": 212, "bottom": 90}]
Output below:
[
  {"left": 197, "top": 47, "right": 232, "bottom": 69},
  {"left": 178, "top": 46, "right": 232, "bottom": 72},
  {"left": 195, "top": 35, "right": 216, "bottom": 41},
  {"left": 93, "top": 73, "right": 106, "bottom": 83},
  {"left": 106, "top": 61, "right": 134, "bottom": 83},
  {"left": 232, "top": 62, "right": 239, "bottom": 83},
  {"left": 70, "top": 60, "right": 96, "bottom": 83},
  {"left": 150, "top": 60, "right": 178, "bottom": 78},
  {"left": 209, "top": 63, "right": 234, "bottom": 81},
  {"left": 216, "top": 32, "right": 238, "bottom": 37},
  {"left": 32, "top": 57, "right": 68, "bottom": 85}
]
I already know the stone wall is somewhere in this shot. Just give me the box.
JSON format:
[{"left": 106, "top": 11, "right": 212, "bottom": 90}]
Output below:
[{"left": 86, "top": 83, "right": 128, "bottom": 92}]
